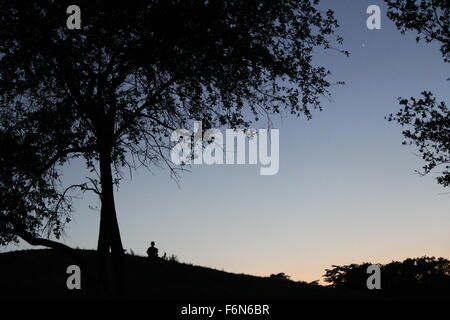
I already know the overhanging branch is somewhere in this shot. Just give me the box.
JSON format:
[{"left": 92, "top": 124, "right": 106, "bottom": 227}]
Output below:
[
  {"left": 16, "top": 230, "right": 74, "bottom": 252},
  {"left": 13, "top": 228, "right": 84, "bottom": 266}
]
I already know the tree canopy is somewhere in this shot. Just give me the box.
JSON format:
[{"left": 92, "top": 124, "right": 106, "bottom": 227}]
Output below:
[
  {"left": 0, "top": 0, "right": 347, "bottom": 253},
  {"left": 386, "top": 0, "right": 449, "bottom": 187}
]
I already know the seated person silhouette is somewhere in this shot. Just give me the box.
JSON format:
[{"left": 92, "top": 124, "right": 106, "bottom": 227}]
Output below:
[{"left": 146, "top": 241, "right": 159, "bottom": 261}]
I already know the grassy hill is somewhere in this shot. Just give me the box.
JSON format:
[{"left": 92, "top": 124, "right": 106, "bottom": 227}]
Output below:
[{"left": 0, "top": 249, "right": 370, "bottom": 300}]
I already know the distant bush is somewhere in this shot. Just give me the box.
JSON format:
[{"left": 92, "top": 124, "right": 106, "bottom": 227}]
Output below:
[
  {"left": 308, "top": 280, "right": 320, "bottom": 286},
  {"left": 161, "top": 252, "right": 179, "bottom": 262},
  {"left": 269, "top": 272, "right": 291, "bottom": 281}
]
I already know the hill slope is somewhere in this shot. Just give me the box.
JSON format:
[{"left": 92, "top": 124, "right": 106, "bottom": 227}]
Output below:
[{"left": 0, "top": 249, "right": 365, "bottom": 300}]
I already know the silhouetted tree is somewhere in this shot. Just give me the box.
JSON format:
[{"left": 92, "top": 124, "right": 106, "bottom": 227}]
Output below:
[
  {"left": 323, "top": 256, "right": 450, "bottom": 297},
  {"left": 385, "top": 0, "right": 449, "bottom": 187},
  {"left": 323, "top": 263, "right": 372, "bottom": 291},
  {"left": 0, "top": 0, "right": 347, "bottom": 261}
]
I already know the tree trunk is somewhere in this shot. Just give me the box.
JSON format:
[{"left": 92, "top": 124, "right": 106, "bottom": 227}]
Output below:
[
  {"left": 97, "top": 148, "right": 125, "bottom": 297},
  {"left": 97, "top": 149, "right": 124, "bottom": 255}
]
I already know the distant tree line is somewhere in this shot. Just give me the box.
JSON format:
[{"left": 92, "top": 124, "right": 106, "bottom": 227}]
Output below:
[{"left": 324, "top": 256, "right": 450, "bottom": 298}]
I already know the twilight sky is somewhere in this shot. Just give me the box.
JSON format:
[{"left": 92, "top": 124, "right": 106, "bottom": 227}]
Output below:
[{"left": 6, "top": 0, "right": 449, "bottom": 282}]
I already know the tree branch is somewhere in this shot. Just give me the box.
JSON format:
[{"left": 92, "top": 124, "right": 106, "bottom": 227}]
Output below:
[
  {"left": 16, "top": 229, "right": 74, "bottom": 252},
  {"left": 40, "top": 145, "right": 95, "bottom": 175},
  {"left": 114, "top": 76, "right": 181, "bottom": 140}
]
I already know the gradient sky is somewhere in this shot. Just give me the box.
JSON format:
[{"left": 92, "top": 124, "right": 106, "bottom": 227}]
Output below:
[{"left": 5, "top": 0, "right": 449, "bottom": 283}]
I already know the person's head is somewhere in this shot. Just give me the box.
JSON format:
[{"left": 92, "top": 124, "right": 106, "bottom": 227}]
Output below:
[{"left": 151, "top": 241, "right": 155, "bottom": 247}]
